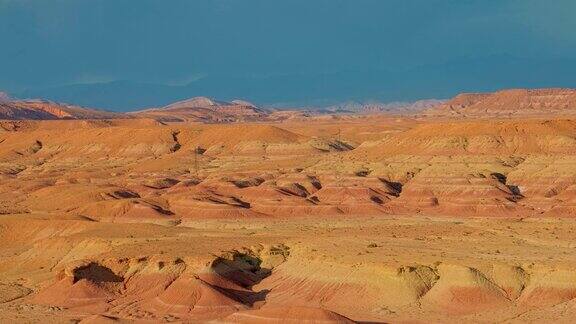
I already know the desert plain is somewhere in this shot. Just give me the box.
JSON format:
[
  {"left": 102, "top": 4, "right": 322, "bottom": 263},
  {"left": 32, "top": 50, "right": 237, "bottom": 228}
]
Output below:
[{"left": 1, "top": 89, "right": 576, "bottom": 323}]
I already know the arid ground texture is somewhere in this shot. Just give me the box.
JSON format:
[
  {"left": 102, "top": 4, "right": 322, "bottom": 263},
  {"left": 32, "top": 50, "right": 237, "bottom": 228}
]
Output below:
[{"left": 1, "top": 89, "right": 576, "bottom": 323}]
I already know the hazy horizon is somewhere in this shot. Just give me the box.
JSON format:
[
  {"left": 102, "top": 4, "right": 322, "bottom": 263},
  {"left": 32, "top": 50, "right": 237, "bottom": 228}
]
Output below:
[{"left": 2, "top": 0, "right": 576, "bottom": 110}]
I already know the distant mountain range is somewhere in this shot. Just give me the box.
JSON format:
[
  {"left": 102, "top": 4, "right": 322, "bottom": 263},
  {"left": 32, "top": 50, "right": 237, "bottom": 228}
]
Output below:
[
  {"left": 0, "top": 95, "right": 305, "bottom": 122},
  {"left": 324, "top": 99, "right": 446, "bottom": 114},
  {"left": 2, "top": 88, "right": 576, "bottom": 121},
  {"left": 13, "top": 56, "right": 576, "bottom": 111},
  {"left": 132, "top": 97, "right": 269, "bottom": 123},
  {"left": 0, "top": 92, "right": 444, "bottom": 122},
  {"left": 0, "top": 92, "right": 10, "bottom": 102}
]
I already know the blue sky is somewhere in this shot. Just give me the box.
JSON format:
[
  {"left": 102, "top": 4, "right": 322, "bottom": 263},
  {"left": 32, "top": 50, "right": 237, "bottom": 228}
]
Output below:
[{"left": 1, "top": 0, "right": 575, "bottom": 110}]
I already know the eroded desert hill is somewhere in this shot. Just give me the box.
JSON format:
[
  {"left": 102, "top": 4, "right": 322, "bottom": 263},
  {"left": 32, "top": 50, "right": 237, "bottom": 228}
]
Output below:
[
  {"left": 426, "top": 88, "right": 576, "bottom": 117},
  {"left": 0, "top": 115, "right": 574, "bottom": 220},
  {"left": 132, "top": 97, "right": 270, "bottom": 123},
  {"left": 1, "top": 89, "right": 576, "bottom": 323},
  {"left": 0, "top": 99, "right": 124, "bottom": 120}
]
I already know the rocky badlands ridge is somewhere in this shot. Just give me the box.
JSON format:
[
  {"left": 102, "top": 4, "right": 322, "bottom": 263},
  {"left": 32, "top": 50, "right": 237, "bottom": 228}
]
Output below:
[
  {"left": 0, "top": 99, "right": 123, "bottom": 120},
  {"left": 1, "top": 116, "right": 574, "bottom": 219},
  {"left": 2, "top": 207, "right": 576, "bottom": 322},
  {"left": 426, "top": 88, "right": 576, "bottom": 117},
  {"left": 0, "top": 90, "right": 576, "bottom": 322}
]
